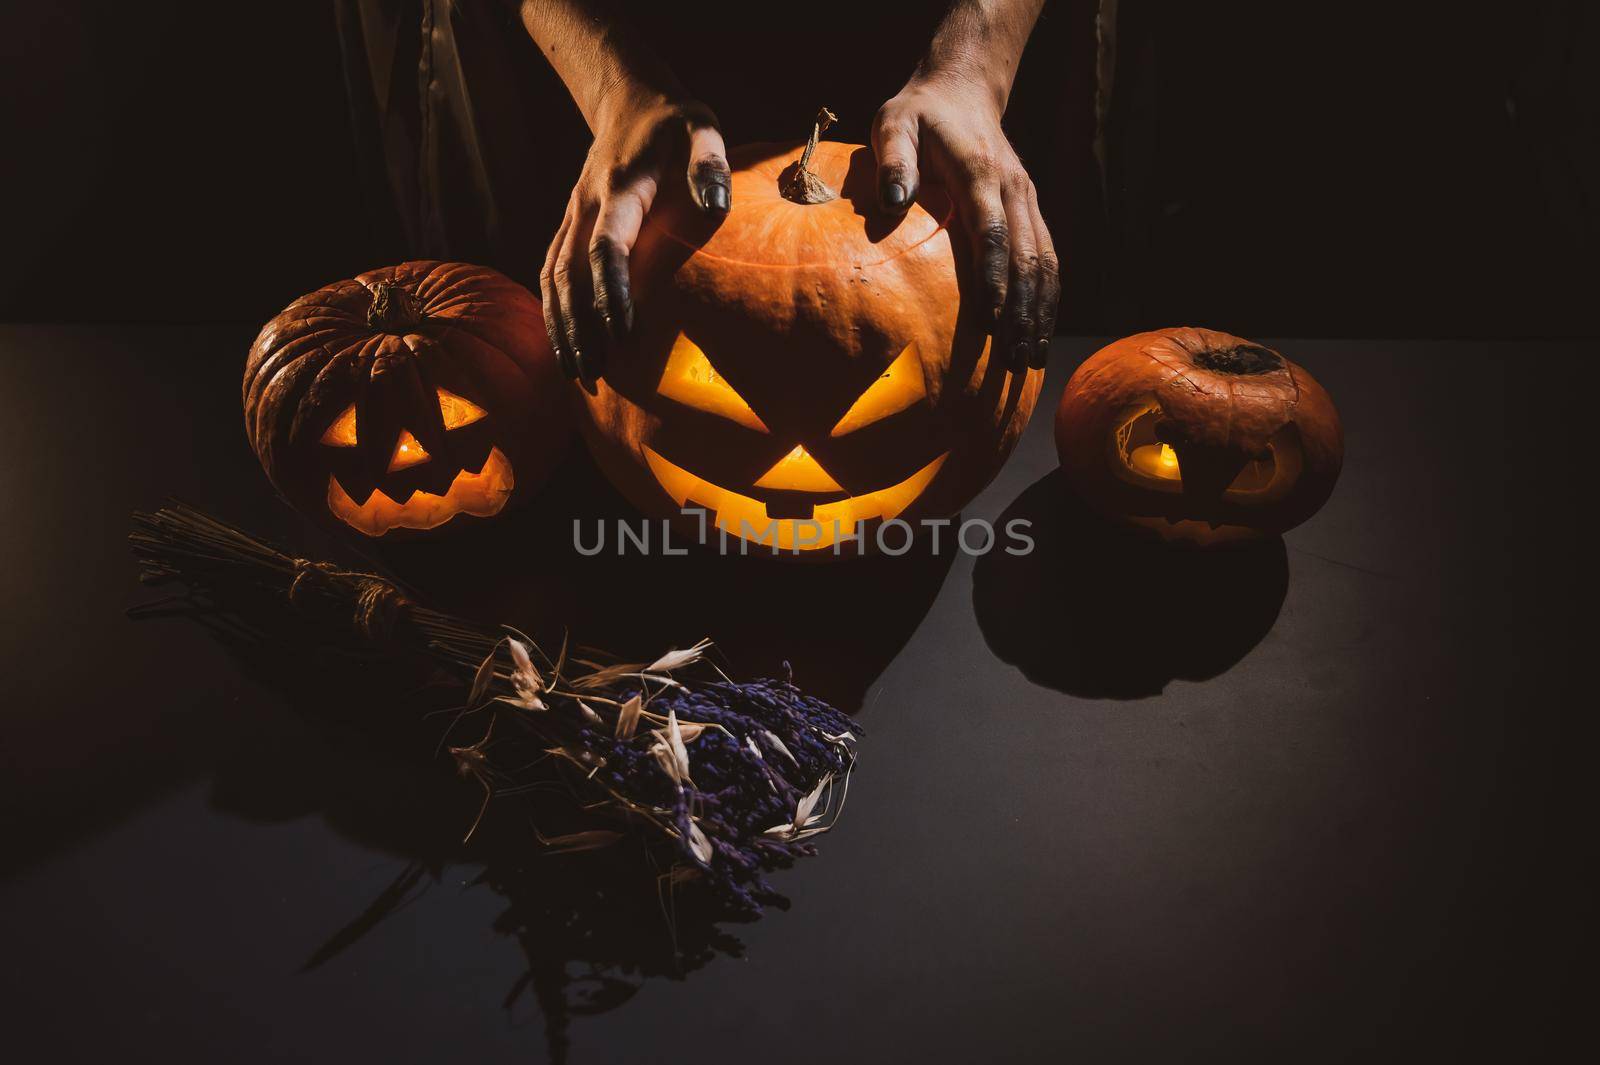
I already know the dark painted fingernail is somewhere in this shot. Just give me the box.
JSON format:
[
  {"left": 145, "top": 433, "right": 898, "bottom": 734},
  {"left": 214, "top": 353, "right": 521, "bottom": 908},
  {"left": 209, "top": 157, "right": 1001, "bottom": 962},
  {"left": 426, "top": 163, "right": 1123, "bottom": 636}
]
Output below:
[
  {"left": 882, "top": 182, "right": 908, "bottom": 210},
  {"left": 1031, "top": 337, "right": 1051, "bottom": 368},
  {"left": 703, "top": 183, "right": 729, "bottom": 212}
]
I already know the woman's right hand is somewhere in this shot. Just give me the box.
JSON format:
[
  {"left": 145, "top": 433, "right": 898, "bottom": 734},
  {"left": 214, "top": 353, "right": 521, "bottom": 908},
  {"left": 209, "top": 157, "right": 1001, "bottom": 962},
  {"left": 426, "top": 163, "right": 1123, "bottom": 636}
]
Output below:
[{"left": 541, "top": 89, "right": 731, "bottom": 387}]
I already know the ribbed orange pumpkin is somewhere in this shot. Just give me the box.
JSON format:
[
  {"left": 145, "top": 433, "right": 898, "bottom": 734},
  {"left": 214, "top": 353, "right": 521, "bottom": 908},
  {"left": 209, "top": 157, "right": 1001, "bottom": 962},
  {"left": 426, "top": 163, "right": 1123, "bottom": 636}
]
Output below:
[
  {"left": 243, "top": 261, "right": 569, "bottom": 537},
  {"left": 1055, "top": 327, "right": 1342, "bottom": 546},
  {"left": 576, "top": 139, "right": 1042, "bottom": 557}
]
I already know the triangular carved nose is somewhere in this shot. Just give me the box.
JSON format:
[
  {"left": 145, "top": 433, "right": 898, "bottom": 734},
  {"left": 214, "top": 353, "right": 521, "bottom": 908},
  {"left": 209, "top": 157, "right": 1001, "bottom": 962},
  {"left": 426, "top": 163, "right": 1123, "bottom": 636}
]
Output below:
[
  {"left": 387, "top": 428, "right": 432, "bottom": 471},
  {"left": 753, "top": 445, "right": 843, "bottom": 493}
]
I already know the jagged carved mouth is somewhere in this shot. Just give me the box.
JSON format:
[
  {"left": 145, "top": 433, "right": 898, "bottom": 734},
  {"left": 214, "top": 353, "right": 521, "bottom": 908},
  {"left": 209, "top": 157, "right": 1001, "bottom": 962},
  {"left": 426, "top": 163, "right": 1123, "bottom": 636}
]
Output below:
[
  {"left": 643, "top": 446, "right": 948, "bottom": 551},
  {"left": 326, "top": 447, "right": 515, "bottom": 536}
]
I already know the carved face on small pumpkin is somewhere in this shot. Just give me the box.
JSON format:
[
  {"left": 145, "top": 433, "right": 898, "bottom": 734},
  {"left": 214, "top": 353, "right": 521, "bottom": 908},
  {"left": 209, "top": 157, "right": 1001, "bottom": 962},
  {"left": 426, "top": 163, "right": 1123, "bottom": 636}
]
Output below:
[
  {"left": 1055, "top": 327, "right": 1343, "bottom": 546},
  {"left": 579, "top": 140, "right": 1042, "bottom": 556},
  {"left": 244, "top": 262, "right": 569, "bottom": 537}
]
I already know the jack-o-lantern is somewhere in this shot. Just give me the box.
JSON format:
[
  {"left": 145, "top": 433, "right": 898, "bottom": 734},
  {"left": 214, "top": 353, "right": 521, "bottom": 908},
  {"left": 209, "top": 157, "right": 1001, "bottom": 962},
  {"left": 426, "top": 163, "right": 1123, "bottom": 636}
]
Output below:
[
  {"left": 1055, "top": 327, "right": 1342, "bottom": 546},
  {"left": 243, "top": 262, "right": 569, "bottom": 537},
  {"left": 579, "top": 134, "right": 1042, "bottom": 557}
]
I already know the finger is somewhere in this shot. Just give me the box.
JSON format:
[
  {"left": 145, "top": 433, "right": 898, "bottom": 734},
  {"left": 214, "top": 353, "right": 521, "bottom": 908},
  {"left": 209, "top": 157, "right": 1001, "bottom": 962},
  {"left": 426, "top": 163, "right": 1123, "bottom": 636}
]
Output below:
[
  {"left": 589, "top": 183, "right": 652, "bottom": 345},
  {"left": 1000, "top": 178, "right": 1039, "bottom": 372},
  {"left": 1028, "top": 183, "right": 1060, "bottom": 369},
  {"left": 871, "top": 112, "right": 920, "bottom": 213},
  {"left": 553, "top": 211, "right": 597, "bottom": 386},
  {"left": 954, "top": 170, "right": 1009, "bottom": 334},
  {"left": 686, "top": 123, "right": 731, "bottom": 214},
  {"left": 540, "top": 209, "right": 577, "bottom": 379}
]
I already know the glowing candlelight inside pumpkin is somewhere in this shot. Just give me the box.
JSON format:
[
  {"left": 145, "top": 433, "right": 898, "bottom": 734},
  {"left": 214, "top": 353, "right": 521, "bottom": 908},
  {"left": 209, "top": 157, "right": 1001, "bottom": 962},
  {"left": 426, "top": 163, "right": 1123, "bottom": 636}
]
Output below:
[
  {"left": 388, "top": 429, "right": 431, "bottom": 471},
  {"left": 1130, "top": 442, "right": 1181, "bottom": 480}
]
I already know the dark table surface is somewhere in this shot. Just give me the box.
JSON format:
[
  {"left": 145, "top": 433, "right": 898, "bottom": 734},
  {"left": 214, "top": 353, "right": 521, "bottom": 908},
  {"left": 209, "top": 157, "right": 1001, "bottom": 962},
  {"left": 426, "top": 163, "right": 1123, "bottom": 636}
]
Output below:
[{"left": 0, "top": 326, "right": 1583, "bottom": 1062}]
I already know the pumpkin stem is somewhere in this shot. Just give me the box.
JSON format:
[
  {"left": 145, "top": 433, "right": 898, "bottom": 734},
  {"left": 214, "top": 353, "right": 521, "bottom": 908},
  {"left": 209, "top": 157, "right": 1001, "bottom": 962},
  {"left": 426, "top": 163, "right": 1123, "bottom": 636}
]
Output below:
[
  {"left": 778, "top": 107, "right": 840, "bottom": 205},
  {"left": 366, "top": 281, "right": 423, "bottom": 333}
]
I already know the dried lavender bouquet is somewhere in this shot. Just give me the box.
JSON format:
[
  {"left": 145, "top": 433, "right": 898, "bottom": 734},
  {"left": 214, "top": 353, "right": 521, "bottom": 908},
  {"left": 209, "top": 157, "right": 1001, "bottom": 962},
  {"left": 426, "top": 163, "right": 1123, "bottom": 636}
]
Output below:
[{"left": 129, "top": 503, "right": 859, "bottom": 913}]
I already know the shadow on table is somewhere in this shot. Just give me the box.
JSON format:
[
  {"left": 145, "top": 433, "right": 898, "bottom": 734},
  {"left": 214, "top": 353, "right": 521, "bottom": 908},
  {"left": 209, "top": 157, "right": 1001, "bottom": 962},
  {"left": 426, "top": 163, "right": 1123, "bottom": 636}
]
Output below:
[
  {"left": 366, "top": 449, "right": 956, "bottom": 714},
  {"left": 201, "top": 631, "right": 761, "bottom": 1065},
  {"left": 118, "top": 464, "right": 943, "bottom": 1063},
  {"left": 63, "top": 452, "right": 947, "bottom": 1059},
  {"left": 973, "top": 470, "right": 1289, "bottom": 699}
]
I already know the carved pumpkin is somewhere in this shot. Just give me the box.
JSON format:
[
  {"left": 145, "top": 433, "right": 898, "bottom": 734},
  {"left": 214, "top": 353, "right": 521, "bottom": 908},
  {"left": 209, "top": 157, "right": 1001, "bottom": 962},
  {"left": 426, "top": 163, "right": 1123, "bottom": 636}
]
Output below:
[
  {"left": 243, "top": 262, "right": 569, "bottom": 537},
  {"left": 579, "top": 135, "right": 1042, "bottom": 557},
  {"left": 1054, "top": 327, "right": 1342, "bottom": 546}
]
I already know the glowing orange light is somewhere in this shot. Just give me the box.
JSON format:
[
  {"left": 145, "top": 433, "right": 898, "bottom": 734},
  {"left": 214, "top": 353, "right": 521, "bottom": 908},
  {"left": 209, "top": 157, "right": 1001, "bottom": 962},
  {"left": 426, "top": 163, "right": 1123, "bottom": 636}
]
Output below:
[
  {"left": 321, "top": 389, "right": 486, "bottom": 451},
  {"left": 1129, "top": 442, "right": 1181, "bottom": 481},
  {"left": 656, "top": 333, "right": 769, "bottom": 432},
  {"left": 388, "top": 429, "right": 431, "bottom": 471},
  {"left": 831, "top": 342, "right": 927, "bottom": 436},
  {"left": 320, "top": 404, "right": 359, "bottom": 447},
  {"left": 437, "top": 388, "right": 487, "bottom": 429},
  {"left": 752, "top": 445, "right": 844, "bottom": 493},
  {"left": 644, "top": 446, "right": 946, "bottom": 551},
  {"left": 327, "top": 447, "right": 515, "bottom": 536}
]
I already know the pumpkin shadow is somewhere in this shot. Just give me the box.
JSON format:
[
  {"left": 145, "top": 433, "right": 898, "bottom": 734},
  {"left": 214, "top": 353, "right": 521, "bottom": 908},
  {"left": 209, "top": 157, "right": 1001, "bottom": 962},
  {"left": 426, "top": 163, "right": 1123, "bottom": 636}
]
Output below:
[
  {"left": 368, "top": 449, "right": 957, "bottom": 715},
  {"left": 972, "top": 470, "right": 1289, "bottom": 699},
  {"left": 164, "top": 612, "right": 762, "bottom": 1065}
]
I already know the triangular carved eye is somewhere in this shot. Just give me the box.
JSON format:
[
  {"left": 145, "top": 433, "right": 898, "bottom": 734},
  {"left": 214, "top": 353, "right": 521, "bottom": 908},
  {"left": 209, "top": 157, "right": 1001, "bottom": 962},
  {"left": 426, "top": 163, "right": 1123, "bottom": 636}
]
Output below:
[
  {"left": 320, "top": 404, "right": 359, "bottom": 447},
  {"left": 321, "top": 389, "right": 486, "bottom": 450},
  {"left": 438, "top": 388, "right": 487, "bottom": 429},
  {"left": 657, "top": 333, "right": 769, "bottom": 432},
  {"left": 830, "top": 342, "right": 926, "bottom": 436}
]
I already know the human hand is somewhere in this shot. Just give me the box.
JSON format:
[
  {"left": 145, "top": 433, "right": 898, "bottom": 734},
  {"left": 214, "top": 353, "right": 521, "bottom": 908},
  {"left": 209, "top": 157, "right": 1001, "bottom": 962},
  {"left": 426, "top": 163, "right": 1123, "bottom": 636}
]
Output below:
[
  {"left": 541, "top": 89, "right": 731, "bottom": 387},
  {"left": 872, "top": 73, "right": 1059, "bottom": 371}
]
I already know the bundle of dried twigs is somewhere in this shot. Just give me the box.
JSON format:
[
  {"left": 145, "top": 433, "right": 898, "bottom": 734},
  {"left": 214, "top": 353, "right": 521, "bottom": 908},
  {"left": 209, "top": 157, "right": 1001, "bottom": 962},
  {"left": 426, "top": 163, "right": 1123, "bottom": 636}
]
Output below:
[{"left": 129, "top": 502, "right": 858, "bottom": 912}]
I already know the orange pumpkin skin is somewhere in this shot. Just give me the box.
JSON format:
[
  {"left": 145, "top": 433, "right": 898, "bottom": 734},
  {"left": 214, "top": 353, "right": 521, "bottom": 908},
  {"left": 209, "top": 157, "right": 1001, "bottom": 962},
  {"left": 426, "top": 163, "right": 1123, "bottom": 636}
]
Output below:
[
  {"left": 579, "top": 141, "right": 1043, "bottom": 557},
  {"left": 1055, "top": 328, "right": 1342, "bottom": 547},
  {"left": 243, "top": 261, "right": 569, "bottom": 538}
]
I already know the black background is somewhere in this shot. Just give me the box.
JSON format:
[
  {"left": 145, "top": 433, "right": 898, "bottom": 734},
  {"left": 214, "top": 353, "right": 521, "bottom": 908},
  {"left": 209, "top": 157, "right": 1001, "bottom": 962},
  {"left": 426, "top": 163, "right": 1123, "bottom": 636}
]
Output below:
[{"left": 2, "top": 1, "right": 1594, "bottom": 336}]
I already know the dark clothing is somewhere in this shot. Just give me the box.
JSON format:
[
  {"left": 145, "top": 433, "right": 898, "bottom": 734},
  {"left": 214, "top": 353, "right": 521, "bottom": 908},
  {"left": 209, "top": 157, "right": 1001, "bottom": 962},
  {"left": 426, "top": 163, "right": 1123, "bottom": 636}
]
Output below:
[{"left": 337, "top": 0, "right": 585, "bottom": 282}]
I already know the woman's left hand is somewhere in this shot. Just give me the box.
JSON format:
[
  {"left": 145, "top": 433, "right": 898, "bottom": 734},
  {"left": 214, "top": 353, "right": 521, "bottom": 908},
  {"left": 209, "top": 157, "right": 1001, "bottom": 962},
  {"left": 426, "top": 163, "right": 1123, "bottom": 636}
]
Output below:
[{"left": 871, "top": 71, "right": 1059, "bottom": 372}]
